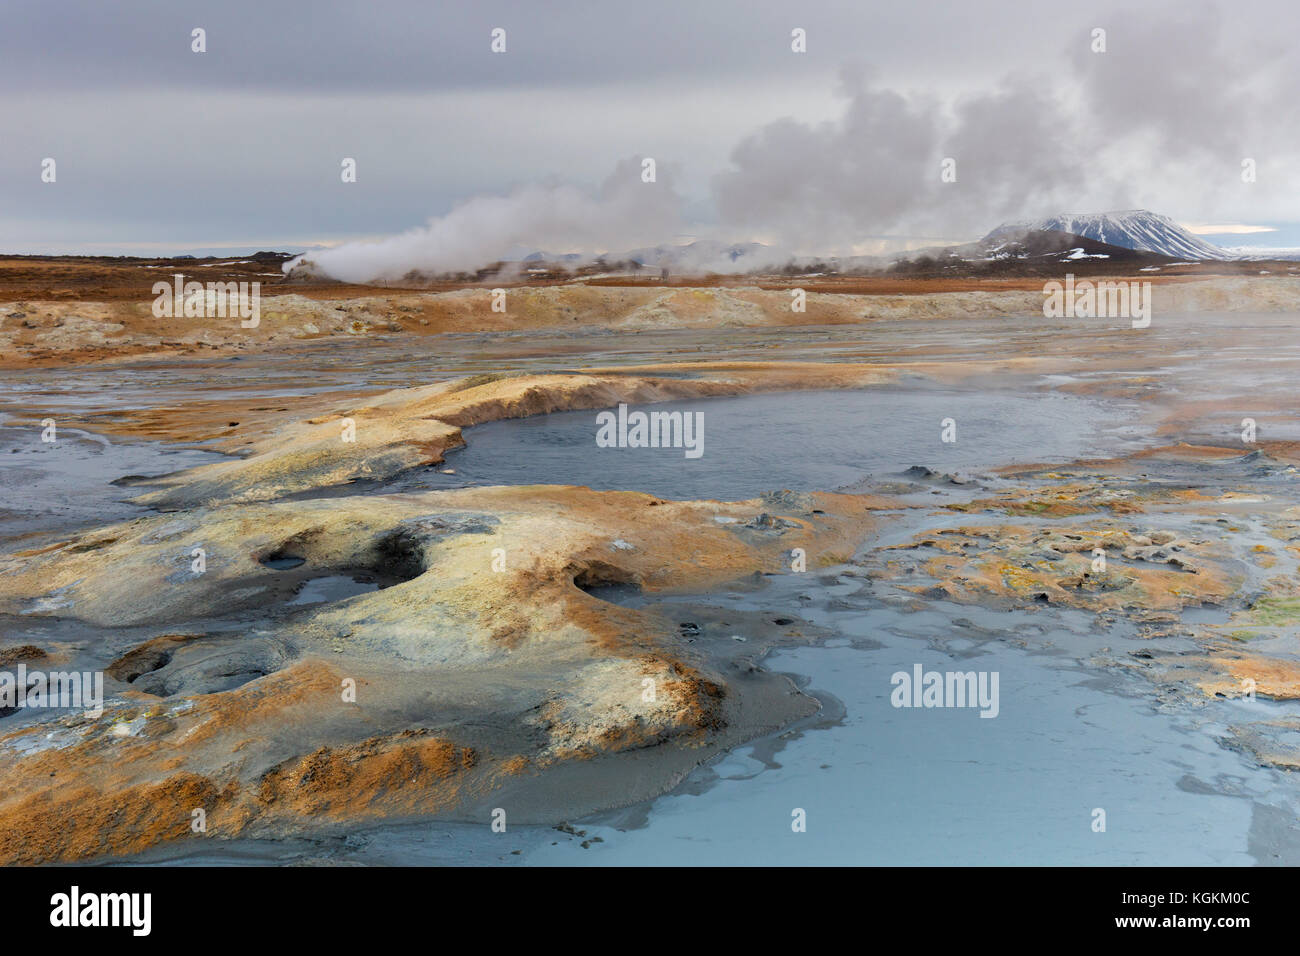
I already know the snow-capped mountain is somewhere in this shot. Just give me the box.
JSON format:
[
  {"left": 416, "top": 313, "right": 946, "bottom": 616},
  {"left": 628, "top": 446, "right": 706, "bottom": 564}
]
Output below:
[{"left": 984, "top": 210, "right": 1230, "bottom": 260}]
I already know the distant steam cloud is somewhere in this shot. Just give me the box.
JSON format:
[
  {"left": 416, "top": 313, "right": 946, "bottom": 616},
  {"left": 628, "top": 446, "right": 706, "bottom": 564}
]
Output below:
[
  {"left": 294, "top": 159, "right": 685, "bottom": 283},
  {"left": 712, "top": 71, "right": 1103, "bottom": 252},
  {"left": 712, "top": 75, "right": 943, "bottom": 252}
]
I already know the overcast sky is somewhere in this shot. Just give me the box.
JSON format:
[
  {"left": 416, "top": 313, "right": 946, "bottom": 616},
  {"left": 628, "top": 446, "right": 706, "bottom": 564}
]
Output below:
[{"left": 2, "top": 0, "right": 1297, "bottom": 258}]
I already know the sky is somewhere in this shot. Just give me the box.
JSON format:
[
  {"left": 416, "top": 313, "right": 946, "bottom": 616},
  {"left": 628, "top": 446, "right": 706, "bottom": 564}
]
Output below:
[{"left": 2, "top": 0, "right": 1297, "bottom": 267}]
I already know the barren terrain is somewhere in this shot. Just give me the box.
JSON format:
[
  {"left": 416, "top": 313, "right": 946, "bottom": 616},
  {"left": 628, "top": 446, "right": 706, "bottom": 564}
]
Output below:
[{"left": 2, "top": 262, "right": 1300, "bottom": 863}]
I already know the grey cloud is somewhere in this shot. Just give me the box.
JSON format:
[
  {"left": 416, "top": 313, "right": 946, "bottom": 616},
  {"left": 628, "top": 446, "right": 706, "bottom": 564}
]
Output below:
[
  {"left": 0, "top": 0, "right": 1162, "bottom": 94},
  {"left": 2, "top": 0, "right": 1297, "bottom": 259}
]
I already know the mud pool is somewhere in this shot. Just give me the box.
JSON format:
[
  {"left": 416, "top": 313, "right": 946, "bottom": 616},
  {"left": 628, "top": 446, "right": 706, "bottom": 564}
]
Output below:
[
  {"left": 0, "top": 421, "right": 227, "bottom": 541},
  {"left": 379, "top": 386, "right": 1151, "bottom": 500},
  {"left": 521, "top": 573, "right": 1300, "bottom": 866}
]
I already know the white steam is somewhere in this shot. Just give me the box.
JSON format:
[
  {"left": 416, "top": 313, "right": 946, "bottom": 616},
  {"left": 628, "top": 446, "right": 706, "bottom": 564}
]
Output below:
[{"left": 291, "top": 159, "right": 683, "bottom": 282}]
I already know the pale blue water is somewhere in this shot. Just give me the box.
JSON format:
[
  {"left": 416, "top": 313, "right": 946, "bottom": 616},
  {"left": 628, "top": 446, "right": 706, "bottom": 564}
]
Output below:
[
  {"left": 386, "top": 387, "right": 1150, "bottom": 500},
  {"left": 0, "top": 421, "right": 228, "bottom": 542},
  {"left": 522, "top": 575, "right": 1298, "bottom": 866}
]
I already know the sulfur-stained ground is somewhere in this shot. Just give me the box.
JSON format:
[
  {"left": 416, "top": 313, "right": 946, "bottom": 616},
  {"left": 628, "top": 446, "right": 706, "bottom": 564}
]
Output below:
[{"left": 3, "top": 280, "right": 1300, "bottom": 863}]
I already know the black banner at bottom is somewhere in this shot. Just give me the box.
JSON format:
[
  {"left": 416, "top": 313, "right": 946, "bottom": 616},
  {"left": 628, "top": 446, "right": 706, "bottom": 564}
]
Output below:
[{"left": 0, "top": 865, "right": 1274, "bottom": 942}]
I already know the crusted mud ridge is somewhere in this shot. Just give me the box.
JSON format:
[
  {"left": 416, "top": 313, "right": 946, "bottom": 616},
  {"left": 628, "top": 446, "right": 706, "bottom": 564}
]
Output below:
[{"left": 0, "top": 369, "right": 887, "bottom": 863}]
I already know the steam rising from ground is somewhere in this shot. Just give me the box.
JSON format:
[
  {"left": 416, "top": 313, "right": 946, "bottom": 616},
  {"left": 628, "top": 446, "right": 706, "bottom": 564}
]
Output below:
[
  {"left": 292, "top": 7, "right": 1298, "bottom": 282},
  {"left": 300, "top": 159, "right": 682, "bottom": 283}
]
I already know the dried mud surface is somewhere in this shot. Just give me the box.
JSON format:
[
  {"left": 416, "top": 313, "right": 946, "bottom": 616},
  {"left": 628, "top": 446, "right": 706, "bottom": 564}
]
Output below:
[{"left": 3, "top": 263, "right": 1299, "bottom": 368}]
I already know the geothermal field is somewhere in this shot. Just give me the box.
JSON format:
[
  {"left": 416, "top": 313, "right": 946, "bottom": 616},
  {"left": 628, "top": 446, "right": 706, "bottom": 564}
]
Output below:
[
  {"left": 3, "top": 263, "right": 1300, "bottom": 869},
  {"left": 6, "top": 6, "right": 1300, "bottom": 933}
]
